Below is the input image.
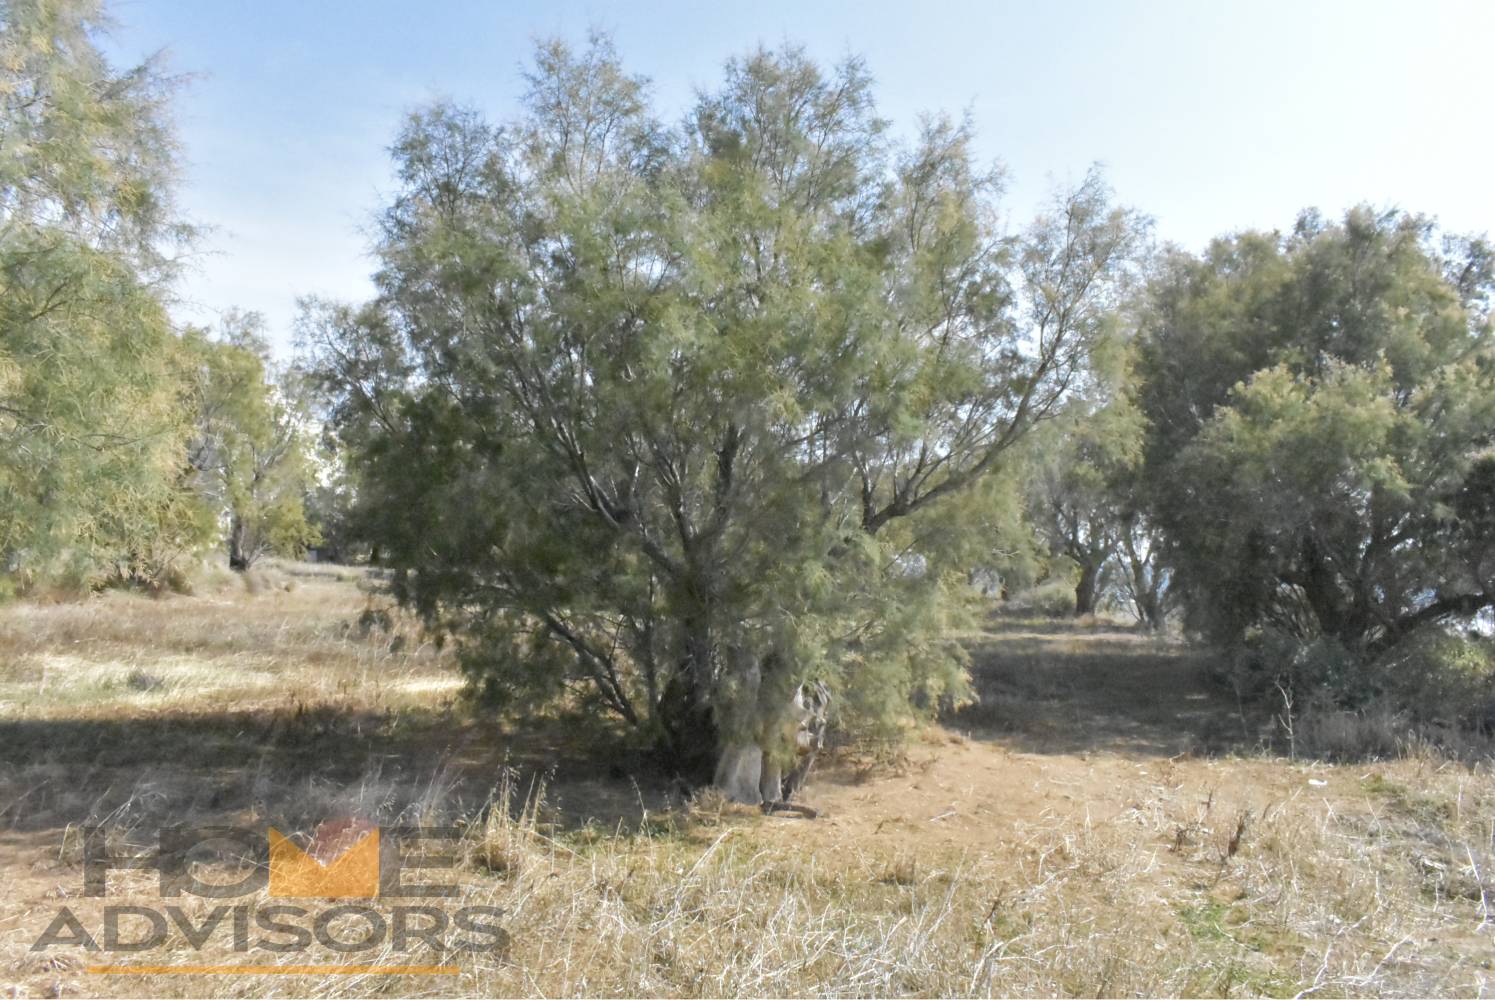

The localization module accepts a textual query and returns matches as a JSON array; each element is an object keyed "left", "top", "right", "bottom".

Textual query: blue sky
[{"left": 103, "top": 0, "right": 1495, "bottom": 354}]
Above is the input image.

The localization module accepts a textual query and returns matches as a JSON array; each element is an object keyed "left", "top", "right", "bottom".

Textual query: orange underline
[{"left": 87, "top": 964, "right": 459, "bottom": 976}]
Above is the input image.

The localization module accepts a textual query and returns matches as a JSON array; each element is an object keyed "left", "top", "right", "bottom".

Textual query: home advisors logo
[{"left": 32, "top": 821, "right": 507, "bottom": 976}]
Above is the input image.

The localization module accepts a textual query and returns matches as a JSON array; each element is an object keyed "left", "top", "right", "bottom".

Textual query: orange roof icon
[{"left": 268, "top": 826, "right": 380, "bottom": 898}]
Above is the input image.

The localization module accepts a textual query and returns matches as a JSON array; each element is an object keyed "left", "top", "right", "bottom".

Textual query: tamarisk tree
[
  {"left": 1137, "top": 209, "right": 1495, "bottom": 658},
  {"left": 305, "top": 37, "right": 1143, "bottom": 800},
  {"left": 184, "top": 313, "right": 319, "bottom": 571},
  {"left": 0, "top": 0, "right": 202, "bottom": 590}
]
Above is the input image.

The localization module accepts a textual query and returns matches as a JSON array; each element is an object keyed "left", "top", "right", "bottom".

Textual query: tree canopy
[
  {"left": 0, "top": 0, "right": 201, "bottom": 590},
  {"left": 8, "top": 0, "right": 1492, "bottom": 776},
  {"left": 306, "top": 37, "right": 1145, "bottom": 797},
  {"left": 1, "top": 0, "right": 318, "bottom": 591},
  {"left": 184, "top": 313, "right": 320, "bottom": 571},
  {"left": 1136, "top": 209, "right": 1495, "bottom": 665}
]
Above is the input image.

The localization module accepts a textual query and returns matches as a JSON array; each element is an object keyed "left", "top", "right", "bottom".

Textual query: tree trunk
[
  {"left": 1137, "top": 590, "right": 1165, "bottom": 631},
  {"left": 1298, "top": 537, "right": 1358, "bottom": 642},
  {"left": 1074, "top": 559, "right": 1102, "bottom": 617},
  {"left": 656, "top": 668, "right": 719, "bottom": 788},
  {"left": 654, "top": 622, "right": 831, "bottom": 806},
  {"left": 227, "top": 514, "right": 250, "bottom": 572},
  {"left": 758, "top": 756, "right": 785, "bottom": 805},
  {"left": 1119, "top": 518, "right": 1168, "bottom": 631},
  {"left": 711, "top": 666, "right": 830, "bottom": 807},
  {"left": 654, "top": 612, "right": 722, "bottom": 787},
  {"left": 713, "top": 742, "right": 764, "bottom": 803},
  {"left": 707, "top": 644, "right": 764, "bottom": 803}
]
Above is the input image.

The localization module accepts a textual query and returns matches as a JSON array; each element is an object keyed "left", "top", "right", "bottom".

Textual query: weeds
[{"left": 1, "top": 568, "right": 1493, "bottom": 996}]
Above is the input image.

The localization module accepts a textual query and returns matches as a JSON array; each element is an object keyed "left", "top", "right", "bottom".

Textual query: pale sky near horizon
[{"left": 101, "top": 0, "right": 1495, "bottom": 355}]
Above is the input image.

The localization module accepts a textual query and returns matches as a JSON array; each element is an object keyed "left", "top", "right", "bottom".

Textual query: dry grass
[
  {"left": 0, "top": 561, "right": 443, "bottom": 721},
  {"left": 1, "top": 569, "right": 1493, "bottom": 997}
]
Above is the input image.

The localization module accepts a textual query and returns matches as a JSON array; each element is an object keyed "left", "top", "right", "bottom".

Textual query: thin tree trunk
[
  {"left": 1120, "top": 519, "right": 1168, "bottom": 631},
  {"left": 709, "top": 644, "right": 764, "bottom": 804},
  {"left": 227, "top": 514, "right": 250, "bottom": 572}
]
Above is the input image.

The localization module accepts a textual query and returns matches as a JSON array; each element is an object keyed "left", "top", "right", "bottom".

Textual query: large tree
[
  {"left": 1137, "top": 209, "right": 1495, "bottom": 661},
  {"left": 0, "top": 0, "right": 200, "bottom": 591},
  {"left": 185, "top": 314, "right": 319, "bottom": 571},
  {"left": 1026, "top": 358, "right": 1173, "bottom": 627},
  {"left": 1027, "top": 390, "right": 1136, "bottom": 618},
  {"left": 307, "top": 38, "right": 1143, "bottom": 800}
]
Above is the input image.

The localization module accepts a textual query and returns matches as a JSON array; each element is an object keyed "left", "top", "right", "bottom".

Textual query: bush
[
  {"left": 1378, "top": 630, "right": 1495, "bottom": 733},
  {"left": 1224, "top": 626, "right": 1495, "bottom": 756},
  {"left": 1295, "top": 705, "right": 1407, "bottom": 760},
  {"left": 1006, "top": 579, "right": 1078, "bottom": 618},
  {"left": 1224, "top": 631, "right": 1366, "bottom": 705}
]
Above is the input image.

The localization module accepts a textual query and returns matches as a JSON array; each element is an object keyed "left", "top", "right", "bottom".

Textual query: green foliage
[
  {"left": 1377, "top": 630, "right": 1495, "bottom": 733},
  {"left": 300, "top": 443, "right": 362, "bottom": 564},
  {"left": 0, "top": 0, "right": 207, "bottom": 592},
  {"left": 1227, "top": 626, "right": 1495, "bottom": 745},
  {"left": 307, "top": 37, "right": 1143, "bottom": 779},
  {"left": 1227, "top": 630, "right": 1362, "bottom": 704},
  {"left": 185, "top": 314, "right": 320, "bottom": 571},
  {"left": 1137, "top": 208, "right": 1495, "bottom": 712},
  {"left": 0, "top": 0, "right": 189, "bottom": 264},
  {"left": 1008, "top": 578, "right": 1080, "bottom": 618},
  {"left": 1025, "top": 386, "right": 1142, "bottom": 616},
  {"left": 1023, "top": 340, "right": 1174, "bottom": 626}
]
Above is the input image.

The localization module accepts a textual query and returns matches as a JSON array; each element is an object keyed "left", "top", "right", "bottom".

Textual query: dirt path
[{"left": 778, "top": 622, "right": 1298, "bottom": 851}]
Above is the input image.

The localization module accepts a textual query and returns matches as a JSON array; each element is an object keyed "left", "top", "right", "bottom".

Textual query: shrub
[
  {"left": 1378, "top": 630, "right": 1495, "bottom": 733},
  {"left": 1225, "top": 626, "right": 1495, "bottom": 756},
  {"left": 1295, "top": 705, "right": 1406, "bottom": 760},
  {"left": 1008, "top": 579, "right": 1079, "bottom": 618}
]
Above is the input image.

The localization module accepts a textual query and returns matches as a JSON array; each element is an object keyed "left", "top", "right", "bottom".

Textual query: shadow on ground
[
  {"left": 945, "top": 618, "right": 1262, "bottom": 758},
  {"left": 0, "top": 703, "right": 684, "bottom": 839}
]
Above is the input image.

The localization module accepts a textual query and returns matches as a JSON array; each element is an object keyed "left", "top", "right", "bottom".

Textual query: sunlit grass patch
[{"left": 0, "top": 652, "right": 281, "bottom": 715}]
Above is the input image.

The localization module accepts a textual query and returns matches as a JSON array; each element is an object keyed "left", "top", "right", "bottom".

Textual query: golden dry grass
[{"left": 1, "top": 567, "right": 1492, "bottom": 997}]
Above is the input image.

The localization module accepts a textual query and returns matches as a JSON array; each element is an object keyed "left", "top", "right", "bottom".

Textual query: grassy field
[{"left": 1, "top": 563, "right": 1492, "bottom": 997}]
